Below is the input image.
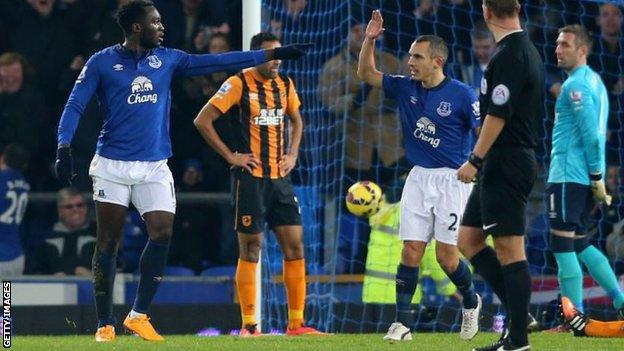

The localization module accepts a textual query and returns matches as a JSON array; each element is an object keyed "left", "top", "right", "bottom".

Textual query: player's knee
[
  {"left": 457, "top": 227, "right": 486, "bottom": 260},
  {"left": 96, "top": 236, "right": 121, "bottom": 254},
  {"left": 435, "top": 252, "right": 458, "bottom": 273},
  {"left": 239, "top": 239, "right": 262, "bottom": 262},
  {"left": 282, "top": 242, "right": 304, "bottom": 260},
  {"left": 401, "top": 242, "right": 424, "bottom": 266},
  {"left": 147, "top": 223, "right": 173, "bottom": 243},
  {"left": 494, "top": 240, "right": 525, "bottom": 265}
]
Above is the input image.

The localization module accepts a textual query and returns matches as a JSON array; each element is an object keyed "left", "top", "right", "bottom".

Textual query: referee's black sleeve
[{"left": 485, "top": 56, "right": 524, "bottom": 121}]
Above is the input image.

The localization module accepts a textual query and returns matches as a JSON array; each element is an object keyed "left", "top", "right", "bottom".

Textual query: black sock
[
  {"left": 470, "top": 247, "right": 507, "bottom": 309},
  {"left": 92, "top": 249, "right": 117, "bottom": 327},
  {"left": 395, "top": 264, "right": 419, "bottom": 327},
  {"left": 502, "top": 261, "right": 531, "bottom": 346},
  {"left": 447, "top": 259, "right": 478, "bottom": 309},
  {"left": 132, "top": 240, "right": 170, "bottom": 313}
]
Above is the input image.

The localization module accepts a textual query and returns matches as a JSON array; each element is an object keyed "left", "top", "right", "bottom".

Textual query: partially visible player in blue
[
  {"left": 548, "top": 24, "right": 624, "bottom": 319},
  {"left": 358, "top": 10, "right": 481, "bottom": 342},
  {"left": 0, "top": 144, "right": 30, "bottom": 278},
  {"left": 54, "top": 0, "right": 310, "bottom": 342}
]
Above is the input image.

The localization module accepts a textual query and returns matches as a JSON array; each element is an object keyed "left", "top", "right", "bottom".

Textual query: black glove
[
  {"left": 55, "top": 146, "right": 75, "bottom": 186},
  {"left": 272, "top": 43, "right": 313, "bottom": 60}
]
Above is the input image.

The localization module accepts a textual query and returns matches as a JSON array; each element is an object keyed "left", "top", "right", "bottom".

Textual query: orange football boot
[
  {"left": 95, "top": 325, "right": 115, "bottom": 342},
  {"left": 123, "top": 314, "right": 164, "bottom": 341}
]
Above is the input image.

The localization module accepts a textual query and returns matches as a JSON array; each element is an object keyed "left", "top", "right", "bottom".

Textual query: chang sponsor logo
[
  {"left": 414, "top": 117, "right": 440, "bottom": 148},
  {"left": 127, "top": 76, "right": 157, "bottom": 104}
]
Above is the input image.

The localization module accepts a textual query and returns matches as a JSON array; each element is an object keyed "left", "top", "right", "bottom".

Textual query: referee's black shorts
[
  {"left": 461, "top": 147, "right": 537, "bottom": 237},
  {"left": 231, "top": 168, "right": 301, "bottom": 234}
]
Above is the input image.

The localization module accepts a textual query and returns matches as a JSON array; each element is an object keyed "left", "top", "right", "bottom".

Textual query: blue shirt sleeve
[
  {"left": 463, "top": 86, "right": 481, "bottom": 129},
  {"left": 568, "top": 81, "right": 602, "bottom": 174},
  {"left": 57, "top": 54, "right": 101, "bottom": 146},
  {"left": 173, "top": 49, "right": 267, "bottom": 77},
  {"left": 382, "top": 74, "right": 407, "bottom": 99}
]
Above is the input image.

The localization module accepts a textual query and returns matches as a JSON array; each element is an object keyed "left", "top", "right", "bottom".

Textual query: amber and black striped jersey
[{"left": 209, "top": 68, "right": 301, "bottom": 179}]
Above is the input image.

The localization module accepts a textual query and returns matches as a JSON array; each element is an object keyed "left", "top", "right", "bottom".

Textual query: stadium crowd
[{"left": 1, "top": 0, "right": 624, "bottom": 278}]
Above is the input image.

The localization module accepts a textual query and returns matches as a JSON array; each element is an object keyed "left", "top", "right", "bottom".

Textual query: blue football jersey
[
  {"left": 0, "top": 169, "right": 29, "bottom": 261},
  {"left": 548, "top": 65, "right": 608, "bottom": 185},
  {"left": 382, "top": 75, "right": 480, "bottom": 169},
  {"left": 58, "top": 45, "right": 267, "bottom": 161}
]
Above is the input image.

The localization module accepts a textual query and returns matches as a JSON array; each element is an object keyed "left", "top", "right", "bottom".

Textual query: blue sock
[
  {"left": 92, "top": 249, "right": 117, "bottom": 328},
  {"left": 447, "top": 260, "right": 478, "bottom": 309},
  {"left": 553, "top": 251, "right": 584, "bottom": 312},
  {"left": 132, "top": 240, "right": 170, "bottom": 314},
  {"left": 578, "top": 245, "right": 624, "bottom": 309},
  {"left": 395, "top": 264, "right": 419, "bottom": 327}
]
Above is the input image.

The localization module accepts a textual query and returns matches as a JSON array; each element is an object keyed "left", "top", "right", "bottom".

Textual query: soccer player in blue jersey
[
  {"left": 357, "top": 10, "right": 481, "bottom": 342},
  {"left": 54, "top": 0, "right": 310, "bottom": 342},
  {"left": 0, "top": 144, "right": 29, "bottom": 278},
  {"left": 548, "top": 24, "right": 624, "bottom": 319}
]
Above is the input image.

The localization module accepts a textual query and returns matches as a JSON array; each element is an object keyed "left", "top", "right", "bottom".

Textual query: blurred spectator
[
  {"left": 456, "top": 21, "right": 495, "bottom": 94},
  {"left": 169, "top": 160, "right": 211, "bottom": 272},
  {"left": 29, "top": 188, "right": 95, "bottom": 276},
  {"left": 589, "top": 3, "right": 624, "bottom": 95},
  {"left": 172, "top": 33, "right": 234, "bottom": 189},
  {"left": 179, "top": 159, "right": 206, "bottom": 192},
  {"left": 0, "top": 144, "right": 30, "bottom": 278},
  {"left": 319, "top": 22, "right": 406, "bottom": 190},
  {"left": 0, "top": 52, "right": 47, "bottom": 187},
  {"left": 9, "top": 0, "right": 80, "bottom": 108},
  {"left": 121, "top": 209, "right": 148, "bottom": 273},
  {"left": 86, "top": 0, "right": 126, "bottom": 54}
]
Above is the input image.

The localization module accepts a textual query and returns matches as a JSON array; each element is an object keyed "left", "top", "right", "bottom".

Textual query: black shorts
[
  {"left": 461, "top": 147, "right": 537, "bottom": 237},
  {"left": 231, "top": 168, "right": 301, "bottom": 234},
  {"left": 546, "top": 182, "right": 593, "bottom": 235}
]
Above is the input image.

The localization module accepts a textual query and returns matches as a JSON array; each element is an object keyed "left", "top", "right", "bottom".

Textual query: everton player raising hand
[
  {"left": 55, "top": 0, "right": 310, "bottom": 342},
  {"left": 357, "top": 10, "right": 482, "bottom": 342}
]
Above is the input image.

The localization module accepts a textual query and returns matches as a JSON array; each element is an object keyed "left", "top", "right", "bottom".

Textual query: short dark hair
[
  {"left": 559, "top": 25, "right": 593, "bottom": 53},
  {"left": 250, "top": 32, "right": 280, "bottom": 51},
  {"left": 2, "top": 144, "right": 28, "bottom": 172},
  {"left": 484, "top": 0, "right": 520, "bottom": 19},
  {"left": 116, "top": 0, "right": 155, "bottom": 35},
  {"left": 415, "top": 35, "right": 449, "bottom": 64}
]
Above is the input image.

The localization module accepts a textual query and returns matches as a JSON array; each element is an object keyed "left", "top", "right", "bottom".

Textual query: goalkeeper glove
[
  {"left": 272, "top": 43, "right": 313, "bottom": 60},
  {"left": 590, "top": 173, "right": 612, "bottom": 206},
  {"left": 55, "top": 146, "right": 75, "bottom": 186}
]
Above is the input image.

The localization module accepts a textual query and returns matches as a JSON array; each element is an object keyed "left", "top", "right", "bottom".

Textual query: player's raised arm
[
  {"left": 357, "top": 10, "right": 384, "bottom": 87},
  {"left": 175, "top": 43, "right": 312, "bottom": 77},
  {"left": 55, "top": 54, "right": 101, "bottom": 185}
]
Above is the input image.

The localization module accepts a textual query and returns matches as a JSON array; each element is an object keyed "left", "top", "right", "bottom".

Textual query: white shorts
[
  {"left": 399, "top": 166, "right": 473, "bottom": 245},
  {"left": 89, "top": 155, "right": 176, "bottom": 215}
]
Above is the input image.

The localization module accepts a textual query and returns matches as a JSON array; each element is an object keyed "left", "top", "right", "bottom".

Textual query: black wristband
[
  {"left": 590, "top": 173, "right": 602, "bottom": 181},
  {"left": 468, "top": 153, "right": 483, "bottom": 170}
]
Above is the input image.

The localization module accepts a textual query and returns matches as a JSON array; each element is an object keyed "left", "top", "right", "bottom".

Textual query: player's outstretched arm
[
  {"left": 194, "top": 103, "right": 258, "bottom": 173},
  {"left": 176, "top": 43, "right": 312, "bottom": 77},
  {"left": 357, "top": 10, "right": 384, "bottom": 87}
]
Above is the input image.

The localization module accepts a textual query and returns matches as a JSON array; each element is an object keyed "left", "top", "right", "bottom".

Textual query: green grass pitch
[{"left": 11, "top": 332, "right": 624, "bottom": 350}]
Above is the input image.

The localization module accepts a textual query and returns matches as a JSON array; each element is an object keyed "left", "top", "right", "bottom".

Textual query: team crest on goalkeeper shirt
[{"left": 128, "top": 76, "right": 157, "bottom": 104}]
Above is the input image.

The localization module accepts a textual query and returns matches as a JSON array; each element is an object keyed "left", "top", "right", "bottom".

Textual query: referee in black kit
[{"left": 456, "top": 0, "right": 544, "bottom": 350}]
